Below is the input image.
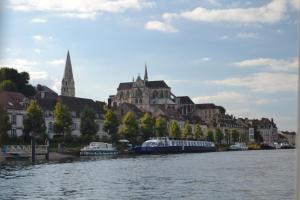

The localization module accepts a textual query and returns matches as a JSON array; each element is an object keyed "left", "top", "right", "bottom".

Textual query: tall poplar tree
[
  {"left": 154, "top": 116, "right": 167, "bottom": 137},
  {"left": 54, "top": 102, "right": 72, "bottom": 142},
  {"left": 140, "top": 113, "right": 154, "bottom": 141},
  {"left": 169, "top": 120, "right": 181, "bottom": 139},
  {"left": 23, "top": 100, "right": 46, "bottom": 141},
  {"left": 194, "top": 123, "right": 203, "bottom": 140},
  {"left": 119, "top": 112, "right": 139, "bottom": 145},
  {"left": 80, "top": 106, "right": 99, "bottom": 136},
  {"left": 103, "top": 109, "right": 119, "bottom": 143},
  {"left": 183, "top": 121, "right": 192, "bottom": 139}
]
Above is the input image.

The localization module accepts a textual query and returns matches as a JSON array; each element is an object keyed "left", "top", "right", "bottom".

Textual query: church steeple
[
  {"left": 61, "top": 50, "right": 75, "bottom": 97},
  {"left": 144, "top": 63, "right": 148, "bottom": 81}
]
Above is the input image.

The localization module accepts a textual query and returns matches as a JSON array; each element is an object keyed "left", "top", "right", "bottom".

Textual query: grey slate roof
[
  {"left": 176, "top": 96, "right": 194, "bottom": 104},
  {"left": 118, "top": 80, "right": 170, "bottom": 90}
]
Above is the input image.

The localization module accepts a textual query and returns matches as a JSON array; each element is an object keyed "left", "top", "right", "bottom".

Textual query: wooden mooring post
[{"left": 31, "top": 137, "right": 35, "bottom": 164}]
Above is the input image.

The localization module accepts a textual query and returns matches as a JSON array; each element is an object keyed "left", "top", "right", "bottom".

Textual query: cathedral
[{"left": 109, "top": 65, "right": 178, "bottom": 112}]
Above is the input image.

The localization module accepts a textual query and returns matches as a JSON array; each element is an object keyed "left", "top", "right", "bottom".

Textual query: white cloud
[
  {"left": 192, "top": 91, "right": 277, "bottom": 116},
  {"left": 0, "top": 58, "right": 48, "bottom": 80},
  {"left": 33, "top": 35, "right": 43, "bottom": 40},
  {"left": 179, "top": 0, "right": 287, "bottom": 24},
  {"left": 255, "top": 99, "right": 276, "bottom": 105},
  {"left": 9, "top": 0, "right": 155, "bottom": 19},
  {"left": 192, "top": 57, "right": 212, "bottom": 64},
  {"left": 236, "top": 32, "right": 260, "bottom": 39},
  {"left": 289, "top": 0, "right": 299, "bottom": 10},
  {"left": 145, "top": 21, "right": 178, "bottom": 33},
  {"left": 60, "top": 12, "right": 97, "bottom": 20},
  {"left": 34, "top": 49, "right": 41, "bottom": 53},
  {"left": 48, "top": 59, "right": 65, "bottom": 65},
  {"left": 31, "top": 18, "right": 47, "bottom": 23},
  {"left": 210, "top": 72, "right": 297, "bottom": 93},
  {"left": 219, "top": 35, "right": 229, "bottom": 40},
  {"left": 51, "top": 79, "right": 61, "bottom": 93},
  {"left": 206, "top": 0, "right": 220, "bottom": 6},
  {"left": 234, "top": 57, "right": 298, "bottom": 72},
  {"left": 193, "top": 91, "right": 248, "bottom": 104}
]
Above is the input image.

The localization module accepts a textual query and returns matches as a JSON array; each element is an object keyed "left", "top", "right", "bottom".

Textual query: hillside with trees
[{"left": 0, "top": 67, "right": 36, "bottom": 97}]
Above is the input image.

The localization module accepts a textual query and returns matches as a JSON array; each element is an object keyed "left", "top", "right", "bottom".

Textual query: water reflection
[{"left": 0, "top": 150, "right": 296, "bottom": 200}]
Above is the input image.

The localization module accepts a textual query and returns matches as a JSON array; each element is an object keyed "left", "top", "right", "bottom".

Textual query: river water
[{"left": 0, "top": 149, "right": 296, "bottom": 200}]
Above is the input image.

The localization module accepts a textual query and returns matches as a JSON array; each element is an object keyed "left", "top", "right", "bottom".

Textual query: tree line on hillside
[
  {"left": 103, "top": 110, "right": 249, "bottom": 146},
  {"left": 0, "top": 68, "right": 36, "bottom": 97}
]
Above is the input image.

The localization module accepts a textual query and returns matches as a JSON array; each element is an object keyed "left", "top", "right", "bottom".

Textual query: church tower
[
  {"left": 61, "top": 51, "right": 75, "bottom": 97},
  {"left": 144, "top": 64, "right": 148, "bottom": 81}
]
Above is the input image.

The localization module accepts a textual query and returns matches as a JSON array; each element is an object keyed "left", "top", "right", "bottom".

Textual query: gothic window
[
  {"left": 135, "top": 98, "right": 139, "bottom": 104},
  {"left": 126, "top": 91, "right": 130, "bottom": 97},
  {"left": 139, "top": 98, "right": 142, "bottom": 104},
  {"left": 152, "top": 90, "right": 158, "bottom": 98},
  {"left": 159, "top": 90, "right": 163, "bottom": 98},
  {"left": 164, "top": 90, "right": 168, "bottom": 98},
  {"left": 136, "top": 88, "right": 142, "bottom": 97},
  {"left": 119, "top": 91, "right": 124, "bottom": 99}
]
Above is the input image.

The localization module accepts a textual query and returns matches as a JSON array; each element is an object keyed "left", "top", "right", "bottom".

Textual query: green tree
[
  {"left": 206, "top": 128, "right": 214, "bottom": 142},
  {"left": 53, "top": 102, "right": 72, "bottom": 142},
  {"left": 154, "top": 116, "right": 168, "bottom": 137},
  {"left": 119, "top": 112, "right": 139, "bottom": 145},
  {"left": 169, "top": 120, "right": 181, "bottom": 139},
  {"left": 103, "top": 109, "right": 119, "bottom": 144},
  {"left": 194, "top": 123, "right": 203, "bottom": 140},
  {"left": 254, "top": 129, "right": 263, "bottom": 143},
  {"left": 0, "top": 105, "right": 11, "bottom": 146},
  {"left": 0, "top": 80, "right": 17, "bottom": 92},
  {"left": 240, "top": 132, "right": 247, "bottom": 143},
  {"left": 80, "top": 106, "right": 99, "bottom": 136},
  {"left": 140, "top": 113, "right": 154, "bottom": 141},
  {"left": 182, "top": 121, "right": 192, "bottom": 139},
  {"left": 0, "top": 68, "right": 36, "bottom": 96},
  {"left": 215, "top": 128, "right": 224, "bottom": 144},
  {"left": 231, "top": 129, "right": 240, "bottom": 143},
  {"left": 23, "top": 101, "right": 46, "bottom": 140}
]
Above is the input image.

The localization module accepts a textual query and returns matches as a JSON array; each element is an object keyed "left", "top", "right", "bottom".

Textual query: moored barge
[{"left": 135, "top": 137, "right": 216, "bottom": 154}]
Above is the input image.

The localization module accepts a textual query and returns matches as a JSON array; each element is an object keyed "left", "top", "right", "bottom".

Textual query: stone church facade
[{"left": 109, "top": 66, "right": 177, "bottom": 112}]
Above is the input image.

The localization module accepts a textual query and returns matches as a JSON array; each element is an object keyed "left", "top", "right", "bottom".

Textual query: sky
[{"left": 0, "top": 0, "right": 298, "bottom": 131}]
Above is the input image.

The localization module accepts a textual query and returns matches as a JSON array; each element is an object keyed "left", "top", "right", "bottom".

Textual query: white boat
[
  {"left": 229, "top": 143, "right": 248, "bottom": 151},
  {"left": 80, "top": 142, "right": 118, "bottom": 156}
]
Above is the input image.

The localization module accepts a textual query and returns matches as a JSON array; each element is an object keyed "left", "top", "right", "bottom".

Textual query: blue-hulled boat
[{"left": 135, "top": 137, "right": 216, "bottom": 154}]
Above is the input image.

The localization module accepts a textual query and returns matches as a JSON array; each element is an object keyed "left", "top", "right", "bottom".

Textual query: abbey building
[{"left": 109, "top": 65, "right": 177, "bottom": 112}]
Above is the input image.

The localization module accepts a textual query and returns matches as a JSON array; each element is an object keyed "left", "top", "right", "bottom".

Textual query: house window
[
  {"left": 48, "top": 122, "right": 53, "bottom": 132},
  {"left": 72, "top": 123, "right": 77, "bottom": 130},
  {"left": 12, "top": 115, "right": 16, "bottom": 125},
  {"left": 11, "top": 129, "right": 17, "bottom": 137}
]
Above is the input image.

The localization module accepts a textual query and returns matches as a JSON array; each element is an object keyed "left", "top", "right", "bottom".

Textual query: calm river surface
[{"left": 0, "top": 149, "right": 296, "bottom": 200}]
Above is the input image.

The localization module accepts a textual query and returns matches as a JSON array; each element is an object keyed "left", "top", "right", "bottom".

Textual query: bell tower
[{"left": 61, "top": 50, "right": 75, "bottom": 97}]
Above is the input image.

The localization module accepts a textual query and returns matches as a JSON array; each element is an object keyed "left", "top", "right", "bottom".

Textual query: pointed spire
[
  {"left": 132, "top": 75, "right": 135, "bottom": 82},
  {"left": 61, "top": 50, "right": 75, "bottom": 97},
  {"left": 136, "top": 73, "right": 142, "bottom": 81},
  {"left": 63, "top": 50, "right": 74, "bottom": 79},
  {"left": 144, "top": 63, "right": 148, "bottom": 81}
]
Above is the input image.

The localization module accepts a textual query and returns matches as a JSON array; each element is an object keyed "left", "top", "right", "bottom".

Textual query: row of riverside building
[{"left": 0, "top": 51, "right": 287, "bottom": 145}]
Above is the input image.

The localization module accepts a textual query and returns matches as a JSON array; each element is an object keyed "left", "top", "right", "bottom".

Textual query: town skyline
[{"left": 0, "top": 0, "right": 298, "bottom": 131}]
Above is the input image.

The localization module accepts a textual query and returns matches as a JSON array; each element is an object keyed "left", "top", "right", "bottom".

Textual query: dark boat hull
[{"left": 134, "top": 146, "right": 216, "bottom": 154}]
